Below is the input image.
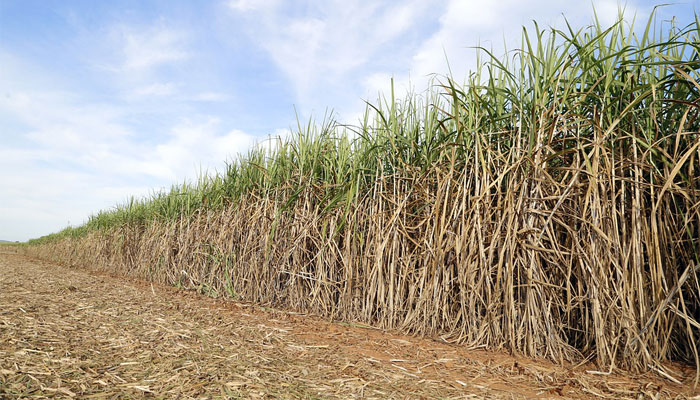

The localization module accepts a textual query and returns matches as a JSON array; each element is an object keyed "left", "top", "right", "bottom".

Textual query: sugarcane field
[{"left": 1, "top": 2, "right": 700, "bottom": 399}]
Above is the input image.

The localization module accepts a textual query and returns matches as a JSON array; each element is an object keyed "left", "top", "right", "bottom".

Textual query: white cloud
[
  {"left": 118, "top": 24, "right": 189, "bottom": 72},
  {"left": 153, "top": 119, "right": 257, "bottom": 181},
  {"left": 228, "top": 0, "right": 280, "bottom": 13},
  {"left": 91, "top": 22, "right": 191, "bottom": 102},
  {"left": 2, "top": 87, "right": 254, "bottom": 183},
  {"left": 132, "top": 82, "right": 178, "bottom": 97},
  {"left": 227, "top": 0, "right": 280, "bottom": 13},
  {"left": 191, "top": 92, "right": 230, "bottom": 102},
  {"left": 2, "top": 90, "right": 132, "bottom": 149},
  {"left": 227, "top": 0, "right": 432, "bottom": 116},
  {"left": 376, "top": 2, "right": 419, "bottom": 39}
]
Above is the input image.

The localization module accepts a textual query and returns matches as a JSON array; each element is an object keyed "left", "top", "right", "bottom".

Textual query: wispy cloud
[
  {"left": 116, "top": 24, "right": 190, "bottom": 72},
  {"left": 226, "top": 0, "right": 434, "bottom": 117},
  {"left": 87, "top": 22, "right": 193, "bottom": 102},
  {"left": 190, "top": 92, "right": 231, "bottom": 102},
  {"left": 228, "top": 0, "right": 280, "bottom": 13},
  {"left": 131, "top": 82, "right": 179, "bottom": 97}
]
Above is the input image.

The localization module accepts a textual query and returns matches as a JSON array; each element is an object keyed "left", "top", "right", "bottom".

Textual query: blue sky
[{"left": 1, "top": 0, "right": 698, "bottom": 241}]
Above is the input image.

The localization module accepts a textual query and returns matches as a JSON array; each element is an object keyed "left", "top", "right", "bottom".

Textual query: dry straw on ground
[{"left": 2, "top": 251, "right": 698, "bottom": 399}]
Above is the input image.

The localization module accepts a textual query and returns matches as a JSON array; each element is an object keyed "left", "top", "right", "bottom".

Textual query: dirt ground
[{"left": 1, "top": 250, "right": 698, "bottom": 399}]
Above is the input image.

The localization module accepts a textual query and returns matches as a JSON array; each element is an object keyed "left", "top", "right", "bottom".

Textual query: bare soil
[{"left": 0, "top": 250, "right": 697, "bottom": 399}]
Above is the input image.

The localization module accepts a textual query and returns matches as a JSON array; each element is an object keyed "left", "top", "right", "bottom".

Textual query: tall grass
[{"left": 28, "top": 9, "right": 700, "bottom": 378}]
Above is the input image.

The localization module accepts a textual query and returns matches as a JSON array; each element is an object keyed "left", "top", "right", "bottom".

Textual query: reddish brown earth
[{"left": 1, "top": 249, "right": 698, "bottom": 399}]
